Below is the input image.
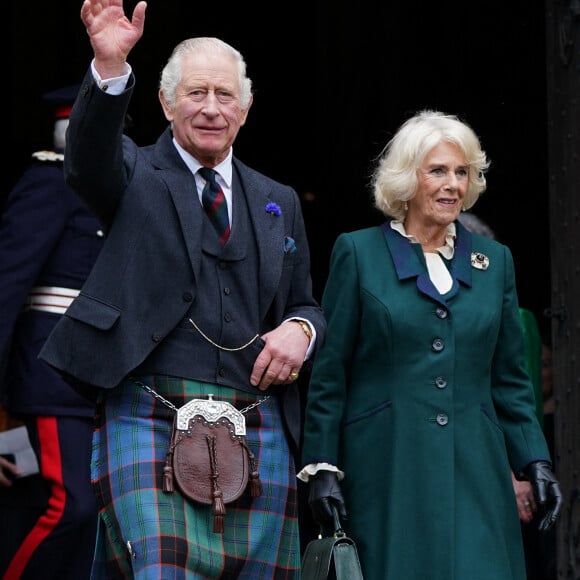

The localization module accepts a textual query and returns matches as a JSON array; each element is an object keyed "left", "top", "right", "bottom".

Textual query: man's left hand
[{"left": 250, "top": 322, "right": 309, "bottom": 390}]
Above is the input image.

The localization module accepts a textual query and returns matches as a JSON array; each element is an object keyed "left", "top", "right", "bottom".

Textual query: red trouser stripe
[{"left": 4, "top": 417, "right": 66, "bottom": 579}]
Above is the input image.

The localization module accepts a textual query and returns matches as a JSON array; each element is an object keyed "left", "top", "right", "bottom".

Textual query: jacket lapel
[
  {"left": 153, "top": 129, "right": 204, "bottom": 282},
  {"left": 235, "top": 160, "right": 285, "bottom": 316},
  {"left": 381, "top": 220, "right": 473, "bottom": 306},
  {"left": 450, "top": 220, "right": 473, "bottom": 288}
]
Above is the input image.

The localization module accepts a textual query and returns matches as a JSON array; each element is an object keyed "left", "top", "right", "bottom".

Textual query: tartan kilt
[{"left": 90, "top": 376, "right": 300, "bottom": 579}]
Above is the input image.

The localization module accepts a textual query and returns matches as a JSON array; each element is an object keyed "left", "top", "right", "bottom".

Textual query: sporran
[{"left": 130, "top": 378, "right": 264, "bottom": 533}]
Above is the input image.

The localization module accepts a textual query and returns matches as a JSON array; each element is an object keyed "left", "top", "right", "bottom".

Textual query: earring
[{"left": 403, "top": 202, "right": 408, "bottom": 211}]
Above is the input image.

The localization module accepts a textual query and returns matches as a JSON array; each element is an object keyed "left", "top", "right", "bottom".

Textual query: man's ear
[
  {"left": 239, "top": 94, "right": 253, "bottom": 126},
  {"left": 158, "top": 89, "right": 174, "bottom": 122}
]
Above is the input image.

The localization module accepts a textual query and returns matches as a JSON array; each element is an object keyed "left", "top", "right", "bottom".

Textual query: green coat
[
  {"left": 519, "top": 307, "right": 544, "bottom": 429},
  {"left": 301, "top": 221, "right": 551, "bottom": 580}
]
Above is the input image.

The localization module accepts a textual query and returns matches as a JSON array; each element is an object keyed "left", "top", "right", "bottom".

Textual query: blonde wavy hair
[{"left": 371, "top": 110, "right": 490, "bottom": 221}]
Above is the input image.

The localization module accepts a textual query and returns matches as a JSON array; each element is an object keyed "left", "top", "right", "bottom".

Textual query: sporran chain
[
  {"left": 188, "top": 318, "right": 260, "bottom": 352},
  {"left": 129, "top": 376, "right": 269, "bottom": 414}
]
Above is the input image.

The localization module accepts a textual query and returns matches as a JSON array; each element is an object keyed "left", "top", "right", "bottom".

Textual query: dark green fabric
[
  {"left": 302, "top": 224, "right": 551, "bottom": 580},
  {"left": 519, "top": 307, "right": 544, "bottom": 429}
]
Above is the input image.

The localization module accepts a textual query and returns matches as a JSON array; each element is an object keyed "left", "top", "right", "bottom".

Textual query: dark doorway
[{"left": 8, "top": 1, "right": 550, "bottom": 320}]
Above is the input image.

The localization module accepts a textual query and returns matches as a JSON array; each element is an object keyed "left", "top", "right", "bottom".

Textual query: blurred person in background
[{"left": 0, "top": 85, "right": 103, "bottom": 579}]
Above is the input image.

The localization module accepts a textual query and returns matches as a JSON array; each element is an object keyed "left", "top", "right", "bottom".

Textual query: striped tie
[{"left": 199, "top": 167, "right": 230, "bottom": 245}]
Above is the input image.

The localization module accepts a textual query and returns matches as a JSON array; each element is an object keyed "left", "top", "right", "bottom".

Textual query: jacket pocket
[{"left": 65, "top": 293, "right": 121, "bottom": 330}]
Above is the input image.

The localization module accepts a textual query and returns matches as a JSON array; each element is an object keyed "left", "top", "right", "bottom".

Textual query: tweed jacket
[{"left": 39, "top": 69, "right": 325, "bottom": 448}]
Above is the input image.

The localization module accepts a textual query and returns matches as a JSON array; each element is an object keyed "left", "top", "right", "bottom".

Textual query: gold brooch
[{"left": 471, "top": 252, "right": 489, "bottom": 270}]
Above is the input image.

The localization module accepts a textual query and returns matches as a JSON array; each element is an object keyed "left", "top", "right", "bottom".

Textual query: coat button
[
  {"left": 435, "top": 307, "right": 448, "bottom": 319},
  {"left": 431, "top": 338, "right": 444, "bottom": 352},
  {"left": 435, "top": 376, "right": 447, "bottom": 389},
  {"left": 218, "top": 368, "right": 226, "bottom": 377},
  {"left": 224, "top": 287, "right": 231, "bottom": 295},
  {"left": 436, "top": 413, "right": 448, "bottom": 426},
  {"left": 224, "top": 313, "right": 232, "bottom": 322},
  {"left": 152, "top": 334, "right": 163, "bottom": 342},
  {"left": 183, "top": 292, "right": 193, "bottom": 302}
]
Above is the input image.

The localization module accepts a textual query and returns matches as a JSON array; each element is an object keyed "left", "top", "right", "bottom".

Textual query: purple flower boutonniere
[{"left": 265, "top": 202, "right": 281, "bottom": 216}]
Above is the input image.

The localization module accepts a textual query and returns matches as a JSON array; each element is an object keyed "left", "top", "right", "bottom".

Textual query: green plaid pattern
[{"left": 90, "top": 376, "right": 299, "bottom": 579}]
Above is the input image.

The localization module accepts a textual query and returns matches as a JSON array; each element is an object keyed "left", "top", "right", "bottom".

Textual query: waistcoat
[{"left": 134, "top": 171, "right": 265, "bottom": 395}]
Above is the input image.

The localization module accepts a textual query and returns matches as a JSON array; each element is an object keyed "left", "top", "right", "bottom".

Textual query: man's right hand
[
  {"left": 80, "top": 0, "right": 147, "bottom": 79},
  {"left": 308, "top": 470, "right": 347, "bottom": 529}
]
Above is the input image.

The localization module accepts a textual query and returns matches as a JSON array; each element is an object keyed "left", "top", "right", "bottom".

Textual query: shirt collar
[
  {"left": 172, "top": 139, "right": 233, "bottom": 189},
  {"left": 390, "top": 220, "right": 456, "bottom": 259}
]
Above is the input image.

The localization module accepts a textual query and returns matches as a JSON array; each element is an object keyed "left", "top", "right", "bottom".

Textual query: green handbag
[{"left": 301, "top": 506, "right": 364, "bottom": 580}]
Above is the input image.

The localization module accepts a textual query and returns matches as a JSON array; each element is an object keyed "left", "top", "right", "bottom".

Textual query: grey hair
[
  {"left": 371, "top": 110, "right": 490, "bottom": 221},
  {"left": 159, "top": 37, "right": 253, "bottom": 110}
]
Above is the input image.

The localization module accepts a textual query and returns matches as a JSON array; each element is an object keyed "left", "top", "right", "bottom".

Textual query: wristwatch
[{"left": 294, "top": 320, "right": 313, "bottom": 341}]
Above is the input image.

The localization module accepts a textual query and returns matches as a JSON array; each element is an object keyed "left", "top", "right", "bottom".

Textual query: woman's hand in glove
[
  {"left": 523, "top": 460, "right": 563, "bottom": 532},
  {"left": 308, "top": 470, "right": 347, "bottom": 529}
]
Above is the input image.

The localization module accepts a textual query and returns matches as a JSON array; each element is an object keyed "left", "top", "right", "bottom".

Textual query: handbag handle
[{"left": 330, "top": 505, "right": 347, "bottom": 539}]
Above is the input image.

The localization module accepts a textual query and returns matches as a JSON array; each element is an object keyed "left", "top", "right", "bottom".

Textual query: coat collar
[{"left": 381, "top": 219, "right": 473, "bottom": 305}]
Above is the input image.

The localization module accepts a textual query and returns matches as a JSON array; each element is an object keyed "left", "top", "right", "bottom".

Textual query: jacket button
[
  {"left": 224, "top": 313, "right": 232, "bottom": 322},
  {"left": 218, "top": 368, "right": 226, "bottom": 377},
  {"left": 152, "top": 334, "right": 163, "bottom": 343},
  {"left": 183, "top": 292, "right": 193, "bottom": 302},
  {"left": 436, "top": 413, "right": 448, "bottom": 426},
  {"left": 431, "top": 338, "right": 444, "bottom": 352},
  {"left": 435, "top": 376, "right": 447, "bottom": 389},
  {"left": 435, "top": 307, "right": 448, "bottom": 319}
]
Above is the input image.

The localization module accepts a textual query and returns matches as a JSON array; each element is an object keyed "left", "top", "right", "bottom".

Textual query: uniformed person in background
[{"left": 0, "top": 85, "right": 103, "bottom": 579}]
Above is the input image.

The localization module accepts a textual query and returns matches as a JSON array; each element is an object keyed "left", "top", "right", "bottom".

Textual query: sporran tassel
[
  {"left": 213, "top": 513, "right": 225, "bottom": 534},
  {"left": 212, "top": 488, "right": 226, "bottom": 533},
  {"left": 207, "top": 434, "right": 227, "bottom": 533},
  {"left": 242, "top": 440, "right": 263, "bottom": 497},
  {"left": 163, "top": 451, "right": 175, "bottom": 493}
]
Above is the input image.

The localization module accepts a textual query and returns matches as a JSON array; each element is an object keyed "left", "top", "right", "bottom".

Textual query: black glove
[
  {"left": 523, "top": 460, "right": 563, "bottom": 532},
  {"left": 308, "top": 470, "right": 347, "bottom": 531}
]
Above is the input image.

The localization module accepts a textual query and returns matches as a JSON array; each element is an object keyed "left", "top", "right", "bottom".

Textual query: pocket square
[{"left": 284, "top": 236, "right": 297, "bottom": 254}]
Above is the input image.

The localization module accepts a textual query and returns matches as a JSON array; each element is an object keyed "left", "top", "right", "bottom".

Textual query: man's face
[{"left": 160, "top": 51, "right": 252, "bottom": 167}]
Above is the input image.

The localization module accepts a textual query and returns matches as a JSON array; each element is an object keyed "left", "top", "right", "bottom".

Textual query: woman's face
[{"left": 408, "top": 141, "right": 469, "bottom": 227}]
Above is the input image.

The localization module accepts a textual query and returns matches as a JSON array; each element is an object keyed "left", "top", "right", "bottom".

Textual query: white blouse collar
[{"left": 390, "top": 220, "right": 456, "bottom": 260}]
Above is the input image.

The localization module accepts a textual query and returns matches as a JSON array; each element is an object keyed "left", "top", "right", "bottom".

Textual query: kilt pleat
[{"left": 90, "top": 376, "right": 300, "bottom": 579}]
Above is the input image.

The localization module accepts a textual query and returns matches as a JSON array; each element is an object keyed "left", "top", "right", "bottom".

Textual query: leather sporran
[{"left": 163, "top": 394, "right": 262, "bottom": 533}]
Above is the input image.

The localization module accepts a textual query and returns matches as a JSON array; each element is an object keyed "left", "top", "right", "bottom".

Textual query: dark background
[{"left": 7, "top": 0, "right": 551, "bottom": 332}]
